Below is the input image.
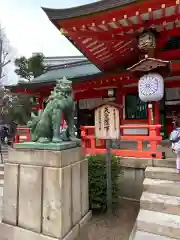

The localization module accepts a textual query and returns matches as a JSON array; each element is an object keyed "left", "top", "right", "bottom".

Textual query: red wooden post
[
  {"left": 154, "top": 102, "right": 161, "bottom": 142},
  {"left": 149, "top": 125, "right": 158, "bottom": 153},
  {"left": 116, "top": 86, "right": 123, "bottom": 136},
  {"left": 115, "top": 86, "right": 123, "bottom": 121},
  {"left": 148, "top": 103, "right": 153, "bottom": 125}
]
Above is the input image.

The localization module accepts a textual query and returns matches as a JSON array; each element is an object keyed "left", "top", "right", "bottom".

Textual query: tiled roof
[
  {"left": 32, "top": 61, "right": 101, "bottom": 83},
  {"left": 42, "top": 0, "right": 137, "bottom": 20},
  {"left": 6, "top": 61, "right": 102, "bottom": 90}
]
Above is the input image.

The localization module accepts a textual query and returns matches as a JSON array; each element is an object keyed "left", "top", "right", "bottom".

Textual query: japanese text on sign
[{"left": 95, "top": 104, "right": 120, "bottom": 139}]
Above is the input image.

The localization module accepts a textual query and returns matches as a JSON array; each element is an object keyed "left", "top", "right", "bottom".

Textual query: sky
[{"left": 0, "top": 0, "right": 96, "bottom": 83}]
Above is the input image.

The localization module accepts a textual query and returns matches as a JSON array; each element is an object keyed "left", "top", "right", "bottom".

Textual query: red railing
[
  {"left": 15, "top": 127, "right": 31, "bottom": 143},
  {"left": 15, "top": 120, "right": 67, "bottom": 144},
  {"left": 81, "top": 124, "right": 162, "bottom": 159},
  {"left": 15, "top": 124, "right": 162, "bottom": 159}
]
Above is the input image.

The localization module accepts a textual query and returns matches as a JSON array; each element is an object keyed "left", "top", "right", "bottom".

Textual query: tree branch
[
  {"left": 1, "top": 60, "right": 11, "bottom": 68},
  {"left": 1, "top": 73, "right": 5, "bottom": 79},
  {"left": 0, "top": 25, "right": 13, "bottom": 82}
]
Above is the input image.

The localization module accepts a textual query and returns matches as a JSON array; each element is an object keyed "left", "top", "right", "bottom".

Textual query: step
[
  {"left": 0, "top": 187, "right": 3, "bottom": 197},
  {"left": 145, "top": 167, "right": 180, "bottom": 181},
  {"left": 141, "top": 192, "right": 180, "bottom": 216},
  {"left": 137, "top": 209, "right": 180, "bottom": 239},
  {"left": 0, "top": 171, "right": 4, "bottom": 180},
  {"left": 0, "top": 171, "right": 4, "bottom": 179},
  {"left": 0, "top": 164, "right": 4, "bottom": 171},
  {"left": 143, "top": 178, "right": 180, "bottom": 197},
  {"left": 134, "top": 231, "right": 178, "bottom": 240},
  {"left": 153, "top": 158, "right": 176, "bottom": 169},
  {"left": 0, "top": 179, "right": 4, "bottom": 187}
]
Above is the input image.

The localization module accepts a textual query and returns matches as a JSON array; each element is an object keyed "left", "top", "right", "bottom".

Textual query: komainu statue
[{"left": 27, "top": 77, "right": 77, "bottom": 143}]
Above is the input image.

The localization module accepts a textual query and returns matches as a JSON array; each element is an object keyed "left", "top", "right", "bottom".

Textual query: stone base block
[
  {"left": 2, "top": 147, "right": 89, "bottom": 240},
  {"left": 0, "top": 211, "right": 92, "bottom": 240}
]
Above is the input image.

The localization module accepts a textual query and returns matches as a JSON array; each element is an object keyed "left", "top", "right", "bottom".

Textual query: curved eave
[
  {"left": 5, "top": 72, "right": 104, "bottom": 92},
  {"left": 42, "top": 0, "right": 137, "bottom": 21}
]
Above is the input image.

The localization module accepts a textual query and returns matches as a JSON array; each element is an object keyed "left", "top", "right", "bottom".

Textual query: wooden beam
[
  {"left": 148, "top": 8, "right": 153, "bottom": 21},
  {"left": 175, "top": 0, "right": 180, "bottom": 14},
  {"left": 68, "top": 33, "right": 104, "bottom": 70},
  {"left": 59, "top": 0, "right": 174, "bottom": 28},
  {"left": 157, "top": 49, "right": 180, "bottom": 60},
  {"left": 157, "top": 27, "right": 180, "bottom": 49},
  {"left": 67, "top": 31, "right": 134, "bottom": 42},
  {"left": 161, "top": 4, "right": 166, "bottom": 31},
  {"left": 75, "top": 89, "right": 108, "bottom": 100},
  {"left": 111, "top": 13, "right": 180, "bottom": 35},
  {"left": 136, "top": 11, "right": 143, "bottom": 24},
  {"left": 123, "top": 14, "right": 132, "bottom": 26},
  {"left": 61, "top": 13, "right": 180, "bottom": 43},
  {"left": 73, "top": 73, "right": 136, "bottom": 92}
]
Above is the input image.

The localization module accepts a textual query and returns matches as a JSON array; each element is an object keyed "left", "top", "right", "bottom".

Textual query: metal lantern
[
  {"left": 108, "top": 88, "right": 115, "bottom": 97},
  {"left": 138, "top": 73, "right": 164, "bottom": 102},
  {"left": 138, "top": 31, "right": 156, "bottom": 52}
]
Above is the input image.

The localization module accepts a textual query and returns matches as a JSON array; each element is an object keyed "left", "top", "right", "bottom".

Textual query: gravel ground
[{"left": 79, "top": 199, "right": 139, "bottom": 240}]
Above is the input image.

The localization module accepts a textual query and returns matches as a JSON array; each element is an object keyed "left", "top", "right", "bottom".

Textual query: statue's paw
[
  {"left": 52, "top": 137, "right": 63, "bottom": 143},
  {"left": 38, "top": 137, "right": 50, "bottom": 143}
]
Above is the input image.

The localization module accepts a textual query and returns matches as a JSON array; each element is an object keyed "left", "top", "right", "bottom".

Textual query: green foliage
[
  {"left": 87, "top": 154, "right": 121, "bottom": 212},
  {"left": 7, "top": 95, "right": 35, "bottom": 125},
  {"left": 14, "top": 53, "right": 45, "bottom": 81},
  {"left": 28, "top": 54, "right": 45, "bottom": 78},
  {"left": 14, "top": 57, "right": 29, "bottom": 80},
  {"left": 0, "top": 88, "right": 36, "bottom": 125}
]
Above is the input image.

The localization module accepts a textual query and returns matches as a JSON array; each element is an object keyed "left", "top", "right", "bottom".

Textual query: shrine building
[{"left": 9, "top": 0, "right": 180, "bottom": 159}]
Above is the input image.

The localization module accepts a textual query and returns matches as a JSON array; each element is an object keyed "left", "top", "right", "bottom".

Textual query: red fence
[
  {"left": 15, "top": 127, "right": 31, "bottom": 143},
  {"left": 15, "top": 124, "right": 162, "bottom": 159},
  {"left": 81, "top": 124, "right": 162, "bottom": 159}
]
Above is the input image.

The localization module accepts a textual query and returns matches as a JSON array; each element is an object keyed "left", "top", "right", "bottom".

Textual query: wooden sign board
[{"left": 95, "top": 104, "right": 120, "bottom": 139}]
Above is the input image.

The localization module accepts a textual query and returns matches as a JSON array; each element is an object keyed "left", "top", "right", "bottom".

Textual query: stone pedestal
[{"left": 0, "top": 146, "right": 91, "bottom": 240}]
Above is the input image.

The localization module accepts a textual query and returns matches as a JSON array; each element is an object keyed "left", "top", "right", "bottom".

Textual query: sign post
[
  {"left": 106, "top": 138, "right": 112, "bottom": 214},
  {"left": 95, "top": 103, "right": 120, "bottom": 214}
]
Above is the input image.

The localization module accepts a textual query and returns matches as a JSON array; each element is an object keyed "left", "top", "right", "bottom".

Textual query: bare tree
[
  {"left": 0, "top": 25, "right": 32, "bottom": 126},
  {"left": 0, "top": 25, "right": 11, "bottom": 85}
]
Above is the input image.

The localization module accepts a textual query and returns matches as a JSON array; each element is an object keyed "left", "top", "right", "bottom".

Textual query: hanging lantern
[
  {"left": 138, "top": 31, "right": 156, "bottom": 52},
  {"left": 138, "top": 73, "right": 164, "bottom": 102},
  {"left": 108, "top": 88, "right": 115, "bottom": 97}
]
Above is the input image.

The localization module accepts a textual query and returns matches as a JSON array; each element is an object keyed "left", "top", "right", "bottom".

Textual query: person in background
[
  {"left": 0, "top": 126, "right": 9, "bottom": 144},
  {"left": 9, "top": 121, "right": 17, "bottom": 147},
  {"left": 170, "top": 115, "right": 180, "bottom": 173}
]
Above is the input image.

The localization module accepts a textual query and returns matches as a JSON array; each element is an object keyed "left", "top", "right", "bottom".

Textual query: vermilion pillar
[
  {"left": 115, "top": 86, "right": 123, "bottom": 121},
  {"left": 116, "top": 86, "right": 123, "bottom": 136},
  {"left": 148, "top": 103, "right": 153, "bottom": 125},
  {"left": 148, "top": 102, "right": 161, "bottom": 139},
  {"left": 154, "top": 101, "right": 161, "bottom": 136}
]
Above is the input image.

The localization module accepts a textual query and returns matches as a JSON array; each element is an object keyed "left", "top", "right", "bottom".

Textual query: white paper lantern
[{"left": 138, "top": 73, "right": 164, "bottom": 102}]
